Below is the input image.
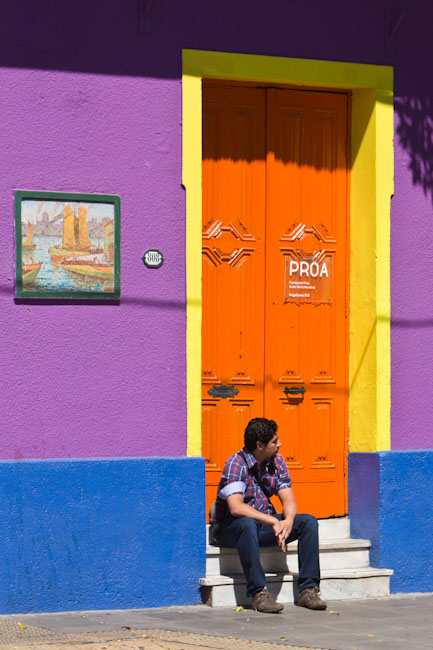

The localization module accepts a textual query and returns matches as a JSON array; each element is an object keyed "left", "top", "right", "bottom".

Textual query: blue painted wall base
[
  {"left": 349, "top": 451, "right": 433, "bottom": 593},
  {"left": 0, "top": 457, "right": 205, "bottom": 613}
]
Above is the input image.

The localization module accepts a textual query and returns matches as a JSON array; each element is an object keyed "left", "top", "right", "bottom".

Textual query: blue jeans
[{"left": 213, "top": 513, "right": 320, "bottom": 597}]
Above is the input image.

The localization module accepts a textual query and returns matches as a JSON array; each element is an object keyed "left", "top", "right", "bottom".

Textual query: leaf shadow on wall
[{"left": 394, "top": 96, "right": 433, "bottom": 205}]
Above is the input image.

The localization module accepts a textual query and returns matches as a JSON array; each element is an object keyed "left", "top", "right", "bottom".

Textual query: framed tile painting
[{"left": 15, "top": 191, "right": 120, "bottom": 299}]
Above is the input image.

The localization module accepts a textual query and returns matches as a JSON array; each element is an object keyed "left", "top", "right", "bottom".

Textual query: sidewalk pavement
[{"left": 0, "top": 594, "right": 432, "bottom": 650}]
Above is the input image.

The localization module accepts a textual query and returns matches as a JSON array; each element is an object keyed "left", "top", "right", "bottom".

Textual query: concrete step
[
  {"left": 206, "top": 516, "right": 350, "bottom": 545},
  {"left": 206, "top": 537, "right": 371, "bottom": 575},
  {"left": 317, "top": 516, "right": 350, "bottom": 539},
  {"left": 199, "top": 567, "right": 394, "bottom": 607},
  {"left": 202, "top": 517, "right": 393, "bottom": 607}
]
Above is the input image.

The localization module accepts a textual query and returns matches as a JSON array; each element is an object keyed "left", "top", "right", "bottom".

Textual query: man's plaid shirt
[{"left": 211, "top": 447, "right": 292, "bottom": 524}]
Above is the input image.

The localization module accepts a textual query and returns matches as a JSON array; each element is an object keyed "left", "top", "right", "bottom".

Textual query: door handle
[{"left": 283, "top": 386, "right": 306, "bottom": 396}]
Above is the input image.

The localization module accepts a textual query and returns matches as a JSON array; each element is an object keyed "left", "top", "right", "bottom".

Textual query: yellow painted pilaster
[
  {"left": 182, "top": 68, "right": 203, "bottom": 457},
  {"left": 349, "top": 89, "right": 378, "bottom": 451},
  {"left": 375, "top": 89, "right": 394, "bottom": 451}
]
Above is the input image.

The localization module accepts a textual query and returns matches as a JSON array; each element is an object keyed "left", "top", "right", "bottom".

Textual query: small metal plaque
[
  {"left": 142, "top": 249, "right": 164, "bottom": 268},
  {"left": 208, "top": 385, "right": 239, "bottom": 399}
]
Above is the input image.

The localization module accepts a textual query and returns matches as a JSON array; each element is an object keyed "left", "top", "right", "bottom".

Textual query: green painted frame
[{"left": 15, "top": 190, "right": 120, "bottom": 300}]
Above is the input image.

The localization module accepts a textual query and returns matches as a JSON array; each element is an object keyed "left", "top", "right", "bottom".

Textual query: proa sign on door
[{"left": 284, "top": 253, "right": 333, "bottom": 304}]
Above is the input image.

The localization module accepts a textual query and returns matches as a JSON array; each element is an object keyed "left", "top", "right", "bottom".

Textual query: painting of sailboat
[
  {"left": 15, "top": 191, "right": 120, "bottom": 299},
  {"left": 22, "top": 223, "right": 36, "bottom": 252},
  {"left": 22, "top": 262, "right": 42, "bottom": 286}
]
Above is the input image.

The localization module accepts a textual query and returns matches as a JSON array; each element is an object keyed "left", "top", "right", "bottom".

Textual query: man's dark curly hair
[{"left": 244, "top": 417, "right": 278, "bottom": 452}]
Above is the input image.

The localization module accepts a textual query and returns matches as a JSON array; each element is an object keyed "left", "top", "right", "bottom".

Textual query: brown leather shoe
[
  {"left": 296, "top": 586, "right": 327, "bottom": 610},
  {"left": 251, "top": 588, "right": 284, "bottom": 613}
]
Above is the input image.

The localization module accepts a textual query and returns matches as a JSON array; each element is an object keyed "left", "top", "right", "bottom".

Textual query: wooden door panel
[
  {"left": 309, "top": 397, "right": 335, "bottom": 468},
  {"left": 310, "top": 111, "right": 339, "bottom": 241},
  {"left": 202, "top": 86, "right": 267, "bottom": 515},
  {"left": 229, "top": 400, "right": 255, "bottom": 450},
  {"left": 202, "top": 251, "right": 220, "bottom": 385},
  {"left": 265, "top": 89, "right": 348, "bottom": 517},
  {"left": 277, "top": 399, "right": 304, "bottom": 467},
  {"left": 309, "top": 291, "right": 336, "bottom": 382},
  {"left": 202, "top": 400, "right": 220, "bottom": 469}
]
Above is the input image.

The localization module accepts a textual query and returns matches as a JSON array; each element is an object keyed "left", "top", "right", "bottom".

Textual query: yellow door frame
[{"left": 182, "top": 49, "right": 394, "bottom": 457}]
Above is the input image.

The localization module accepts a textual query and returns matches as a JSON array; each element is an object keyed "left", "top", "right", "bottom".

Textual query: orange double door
[{"left": 202, "top": 83, "right": 349, "bottom": 519}]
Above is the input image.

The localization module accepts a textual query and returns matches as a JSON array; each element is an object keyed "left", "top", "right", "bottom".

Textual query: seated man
[{"left": 211, "top": 417, "right": 327, "bottom": 613}]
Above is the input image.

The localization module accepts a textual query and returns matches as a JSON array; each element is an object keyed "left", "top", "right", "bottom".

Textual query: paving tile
[{"left": 4, "top": 595, "right": 433, "bottom": 650}]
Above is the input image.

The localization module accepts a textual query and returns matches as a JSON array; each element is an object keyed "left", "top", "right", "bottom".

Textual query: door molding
[{"left": 182, "top": 50, "right": 394, "bottom": 457}]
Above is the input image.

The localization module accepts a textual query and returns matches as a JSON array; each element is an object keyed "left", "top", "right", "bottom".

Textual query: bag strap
[{"left": 238, "top": 450, "right": 277, "bottom": 514}]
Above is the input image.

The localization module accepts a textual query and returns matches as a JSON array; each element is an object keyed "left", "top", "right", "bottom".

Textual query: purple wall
[
  {"left": 392, "top": 89, "right": 433, "bottom": 450},
  {"left": 391, "top": 117, "right": 433, "bottom": 450},
  {"left": 1, "top": 0, "right": 433, "bottom": 457},
  {"left": 0, "top": 68, "right": 186, "bottom": 458}
]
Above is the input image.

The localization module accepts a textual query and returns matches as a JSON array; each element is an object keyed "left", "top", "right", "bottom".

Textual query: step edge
[
  {"left": 199, "top": 568, "right": 393, "bottom": 586},
  {"left": 206, "top": 538, "right": 371, "bottom": 555}
]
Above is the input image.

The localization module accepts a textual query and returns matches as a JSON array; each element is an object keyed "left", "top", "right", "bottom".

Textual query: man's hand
[
  {"left": 276, "top": 487, "right": 297, "bottom": 551},
  {"left": 271, "top": 518, "right": 294, "bottom": 551}
]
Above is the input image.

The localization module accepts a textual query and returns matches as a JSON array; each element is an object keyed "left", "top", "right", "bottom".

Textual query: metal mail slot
[
  {"left": 283, "top": 386, "right": 306, "bottom": 396},
  {"left": 208, "top": 385, "right": 240, "bottom": 399}
]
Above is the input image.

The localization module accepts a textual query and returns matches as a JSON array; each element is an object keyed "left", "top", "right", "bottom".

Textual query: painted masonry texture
[
  {"left": 349, "top": 452, "right": 433, "bottom": 593},
  {"left": 0, "top": 72, "right": 185, "bottom": 459},
  {"left": 0, "top": 458, "right": 206, "bottom": 613},
  {"left": 0, "top": 0, "right": 431, "bottom": 610}
]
